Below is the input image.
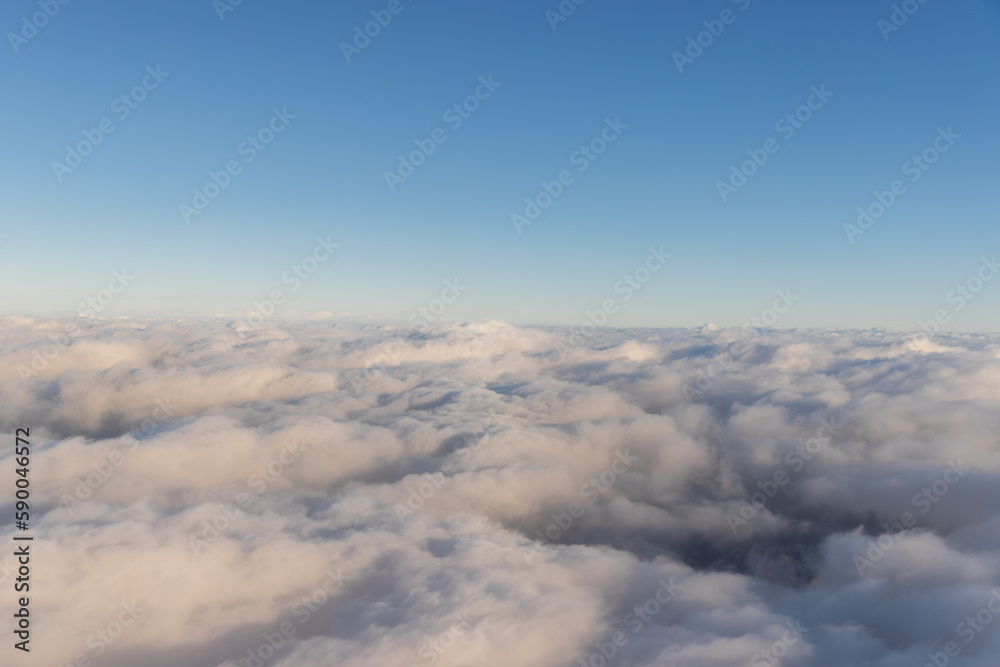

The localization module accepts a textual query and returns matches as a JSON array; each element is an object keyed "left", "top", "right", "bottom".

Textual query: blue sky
[{"left": 1, "top": 0, "right": 998, "bottom": 330}]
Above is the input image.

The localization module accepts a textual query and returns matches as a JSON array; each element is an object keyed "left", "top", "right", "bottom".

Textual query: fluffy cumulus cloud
[{"left": 2, "top": 316, "right": 1000, "bottom": 667}]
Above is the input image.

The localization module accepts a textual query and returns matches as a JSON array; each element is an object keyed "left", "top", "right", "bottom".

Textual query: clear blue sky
[{"left": 2, "top": 0, "right": 998, "bottom": 330}]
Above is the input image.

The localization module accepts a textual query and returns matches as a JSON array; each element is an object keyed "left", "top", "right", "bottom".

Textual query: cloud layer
[{"left": 2, "top": 316, "right": 1000, "bottom": 667}]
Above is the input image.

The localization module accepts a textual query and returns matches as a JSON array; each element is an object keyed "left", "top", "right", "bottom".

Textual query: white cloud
[{"left": 2, "top": 317, "right": 999, "bottom": 666}]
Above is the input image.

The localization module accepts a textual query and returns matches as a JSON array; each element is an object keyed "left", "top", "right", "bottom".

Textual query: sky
[{"left": 1, "top": 0, "right": 999, "bottom": 330}]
